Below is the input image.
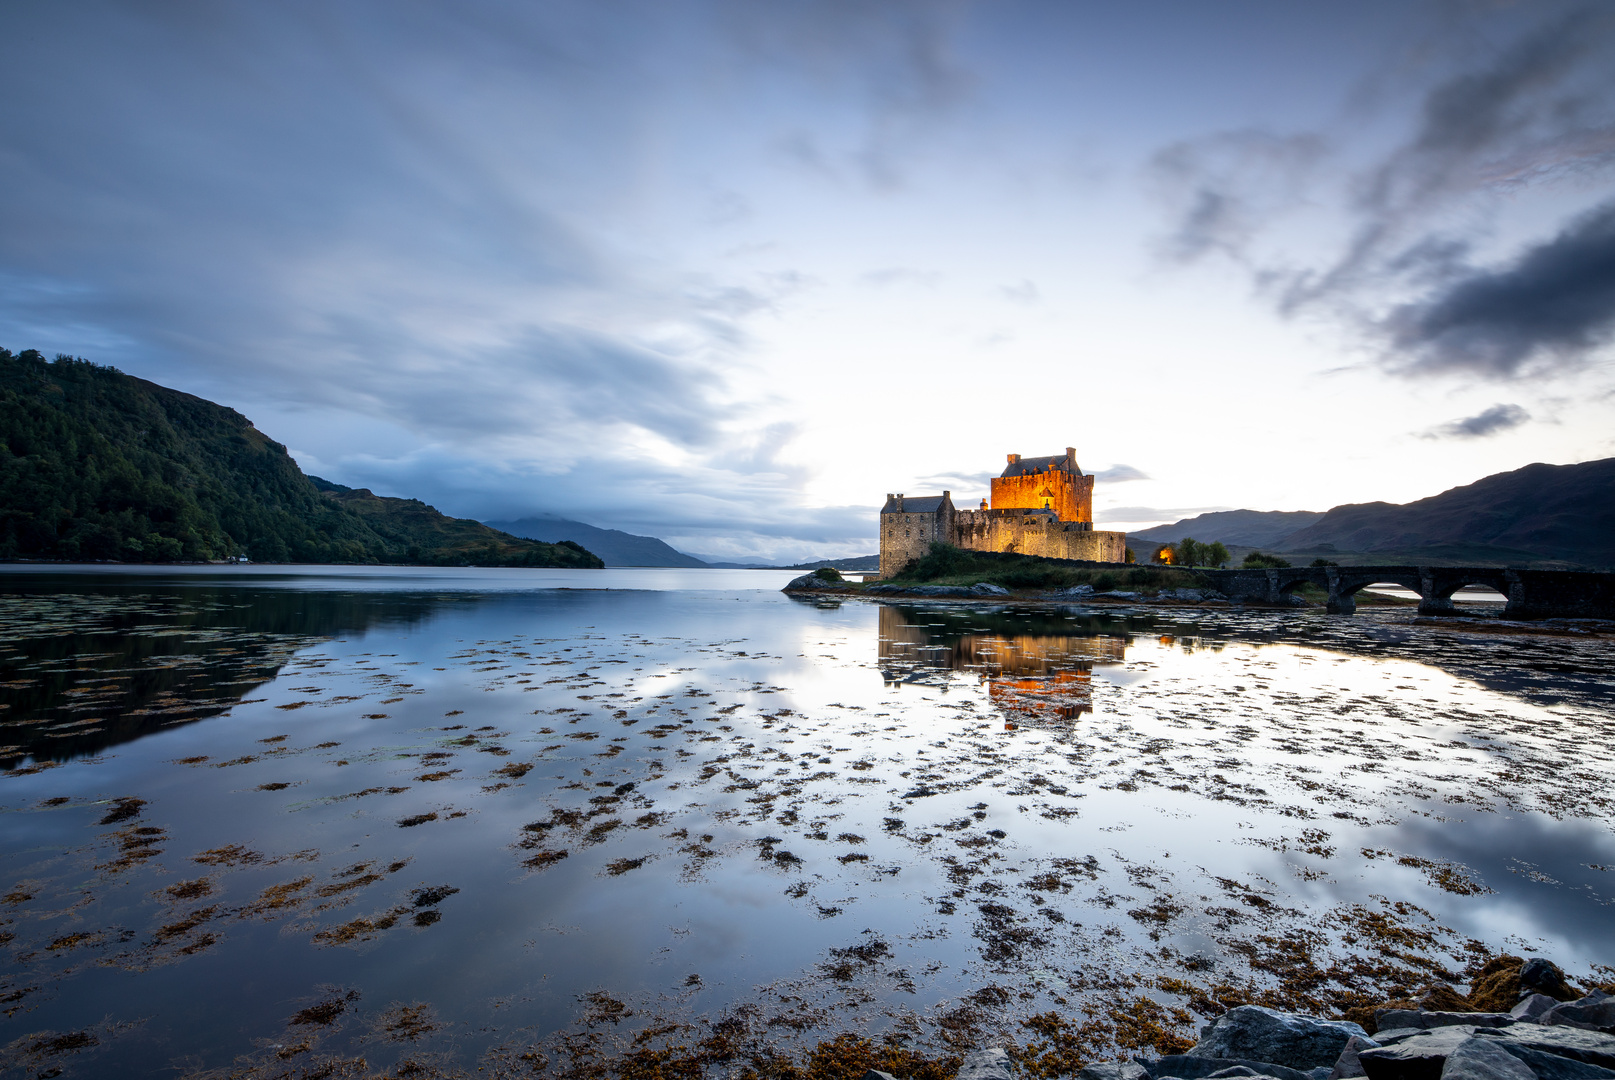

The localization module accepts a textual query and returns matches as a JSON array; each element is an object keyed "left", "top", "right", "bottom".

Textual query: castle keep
[{"left": 879, "top": 447, "right": 1128, "bottom": 578}]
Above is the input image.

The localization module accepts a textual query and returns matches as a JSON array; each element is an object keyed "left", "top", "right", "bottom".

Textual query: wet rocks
[
  {"left": 1485, "top": 1025, "right": 1615, "bottom": 1069},
  {"left": 785, "top": 574, "right": 839, "bottom": 591},
  {"left": 1377, "top": 1012, "right": 1516, "bottom": 1032},
  {"left": 1359, "top": 1025, "right": 1480, "bottom": 1080},
  {"left": 1079, "top": 1062, "right": 1151, "bottom": 1080},
  {"left": 956, "top": 1047, "right": 1014, "bottom": 1080},
  {"left": 1543, "top": 992, "right": 1615, "bottom": 1035},
  {"left": 1514, "top": 998, "right": 1562, "bottom": 1023},
  {"left": 1188, "top": 1006, "right": 1370, "bottom": 1071},
  {"left": 1150, "top": 1054, "right": 1320, "bottom": 1080},
  {"left": 1198, "top": 983, "right": 1615, "bottom": 1080},
  {"left": 1440, "top": 1038, "right": 1535, "bottom": 1080},
  {"left": 1522, "top": 962, "right": 1580, "bottom": 1003},
  {"left": 1486, "top": 1043, "right": 1615, "bottom": 1080},
  {"left": 860, "top": 583, "right": 976, "bottom": 597},
  {"left": 1332, "top": 1035, "right": 1379, "bottom": 1079},
  {"left": 1160, "top": 588, "right": 1224, "bottom": 603},
  {"left": 969, "top": 582, "right": 1010, "bottom": 596},
  {"left": 1107, "top": 972, "right": 1615, "bottom": 1080}
]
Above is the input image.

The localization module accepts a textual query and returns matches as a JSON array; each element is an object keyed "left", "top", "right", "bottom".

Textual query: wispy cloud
[
  {"left": 1148, "top": 6, "right": 1615, "bottom": 380},
  {"left": 1090, "top": 464, "right": 1150, "bottom": 483},
  {"left": 860, "top": 267, "right": 943, "bottom": 288},
  {"left": 999, "top": 279, "right": 1040, "bottom": 303},
  {"left": 1420, "top": 403, "right": 1531, "bottom": 440}
]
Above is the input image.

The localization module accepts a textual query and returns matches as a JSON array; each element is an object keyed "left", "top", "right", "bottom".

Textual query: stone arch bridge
[{"left": 1201, "top": 565, "right": 1615, "bottom": 619}]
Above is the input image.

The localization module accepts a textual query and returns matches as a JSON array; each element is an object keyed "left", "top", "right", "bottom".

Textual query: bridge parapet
[{"left": 1199, "top": 565, "right": 1615, "bottom": 620}]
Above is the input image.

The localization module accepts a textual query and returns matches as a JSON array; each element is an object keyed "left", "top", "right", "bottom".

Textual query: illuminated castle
[{"left": 878, "top": 447, "right": 1128, "bottom": 578}]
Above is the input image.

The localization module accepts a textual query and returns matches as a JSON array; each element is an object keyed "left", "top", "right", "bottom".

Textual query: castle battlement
[{"left": 879, "top": 448, "right": 1127, "bottom": 578}]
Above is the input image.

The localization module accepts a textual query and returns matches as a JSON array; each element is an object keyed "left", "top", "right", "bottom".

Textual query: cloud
[
  {"left": 1096, "top": 506, "right": 1233, "bottom": 527},
  {"left": 721, "top": 0, "right": 974, "bottom": 190},
  {"left": 860, "top": 267, "right": 942, "bottom": 288},
  {"left": 999, "top": 279, "right": 1039, "bottom": 303},
  {"left": 1149, "top": 7, "right": 1615, "bottom": 378},
  {"left": 0, "top": 0, "right": 902, "bottom": 560},
  {"left": 1385, "top": 199, "right": 1615, "bottom": 377},
  {"left": 1280, "top": 7, "right": 1615, "bottom": 316},
  {"left": 1090, "top": 464, "right": 1149, "bottom": 483},
  {"left": 1148, "top": 130, "right": 1327, "bottom": 264},
  {"left": 1420, "top": 403, "right": 1531, "bottom": 440}
]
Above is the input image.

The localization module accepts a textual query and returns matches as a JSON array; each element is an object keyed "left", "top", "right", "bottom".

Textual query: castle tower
[{"left": 989, "top": 447, "right": 1093, "bottom": 523}]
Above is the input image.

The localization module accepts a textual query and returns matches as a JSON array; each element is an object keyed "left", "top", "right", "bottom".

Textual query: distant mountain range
[
  {"left": 486, "top": 516, "right": 880, "bottom": 571},
  {"left": 1127, "top": 458, "right": 1615, "bottom": 569},
  {"left": 486, "top": 516, "right": 708, "bottom": 568},
  {"left": 0, "top": 348, "right": 601, "bottom": 568},
  {"left": 1131, "top": 509, "right": 1325, "bottom": 549}
]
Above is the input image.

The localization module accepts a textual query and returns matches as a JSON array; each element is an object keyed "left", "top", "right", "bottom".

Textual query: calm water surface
[{"left": 1, "top": 566, "right": 1612, "bottom": 1078}]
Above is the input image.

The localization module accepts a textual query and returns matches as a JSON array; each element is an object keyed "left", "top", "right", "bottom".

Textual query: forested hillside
[{"left": 0, "top": 349, "right": 601, "bottom": 568}]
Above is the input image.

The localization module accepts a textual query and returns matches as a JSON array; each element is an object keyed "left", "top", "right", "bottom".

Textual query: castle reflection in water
[{"left": 876, "top": 605, "right": 1127, "bottom": 726}]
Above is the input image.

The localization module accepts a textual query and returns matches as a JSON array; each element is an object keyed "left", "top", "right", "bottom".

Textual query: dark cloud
[
  {"left": 1421, "top": 403, "right": 1531, "bottom": 440},
  {"left": 1386, "top": 200, "right": 1615, "bottom": 376},
  {"left": 1280, "top": 7, "right": 1615, "bottom": 315},
  {"left": 1150, "top": 6, "right": 1615, "bottom": 378}
]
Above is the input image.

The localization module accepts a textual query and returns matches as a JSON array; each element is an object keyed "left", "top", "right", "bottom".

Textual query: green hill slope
[{"left": 0, "top": 348, "right": 601, "bottom": 568}]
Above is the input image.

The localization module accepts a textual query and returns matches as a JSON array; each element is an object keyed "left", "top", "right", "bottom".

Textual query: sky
[{"left": 4, "top": 1, "right": 1615, "bottom": 562}]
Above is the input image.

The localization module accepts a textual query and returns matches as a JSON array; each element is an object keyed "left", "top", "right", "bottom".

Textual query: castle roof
[
  {"left": 1001, "top": 449, "right": 1082, "bottom": 478},
  {"left": 880, "top": 493, "right": 954, "bottom": 515}
]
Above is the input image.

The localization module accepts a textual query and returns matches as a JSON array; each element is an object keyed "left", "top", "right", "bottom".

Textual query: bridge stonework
[{"left": 1202, "top": 566, "right": 1615, "bottom": 620}]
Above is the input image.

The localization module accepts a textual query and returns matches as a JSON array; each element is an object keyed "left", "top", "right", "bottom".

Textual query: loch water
[{"left": 1, "top": 566, "right": 1613, "bottom": 1078}]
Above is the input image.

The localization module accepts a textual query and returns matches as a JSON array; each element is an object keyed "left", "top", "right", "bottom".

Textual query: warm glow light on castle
[{"left": 878, "top": 447, "right": 1128, "bottom": 578}]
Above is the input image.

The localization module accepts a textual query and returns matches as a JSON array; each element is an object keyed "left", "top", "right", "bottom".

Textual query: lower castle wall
[
  {"left": 953, "top": 509, "right": 1125, "bottom": 563},
  {"left": 878, "top": 508, "right": 1127, "bottom": 578}
]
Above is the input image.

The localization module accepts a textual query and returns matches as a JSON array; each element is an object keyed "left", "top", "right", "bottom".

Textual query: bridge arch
[
  {"left": 1415, "top": 567, "right": 1513, "bottom": 614},
  {"left": 1325, "top": 568, "right": 1425, "bottom": 615},
  {"left": 1269, "top": 570, "right": 1321, "bottom": 598}
]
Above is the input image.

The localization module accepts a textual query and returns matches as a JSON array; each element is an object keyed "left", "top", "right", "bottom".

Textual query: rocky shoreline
[
  {"left": 909, "top": 960, "right": 1615, "bottom": 1080},
  {"left": 784, "top": 573, "right": 1249, "bottom": 607}
]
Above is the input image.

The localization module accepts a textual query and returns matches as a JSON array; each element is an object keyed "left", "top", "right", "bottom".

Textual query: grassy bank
[{"left": 888, "top": 544, "right": 1212, "bottom": 592}]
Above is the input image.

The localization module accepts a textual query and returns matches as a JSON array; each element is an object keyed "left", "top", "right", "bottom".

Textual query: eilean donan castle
[{"left": 878, "top": 448, "right": 1128, "bottom": 578}]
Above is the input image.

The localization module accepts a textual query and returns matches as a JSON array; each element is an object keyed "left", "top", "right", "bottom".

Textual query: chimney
[
  {"left": 1007, "top": 453, "right": 1020, "bottom": 465},
  {"left": 896, "top": 493, "right": 904, "bottom": 511},
  {"left": 1066, "top": 447, "right": 1075, "bottom": 462}
]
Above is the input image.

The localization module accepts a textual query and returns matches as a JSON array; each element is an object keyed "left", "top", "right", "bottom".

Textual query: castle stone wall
[
  {"left": 952, "top": 509, "right": 1125, "bottom": 564},
  {"left": 879, "top": 503, "right": 954, "bottom": 579}
]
